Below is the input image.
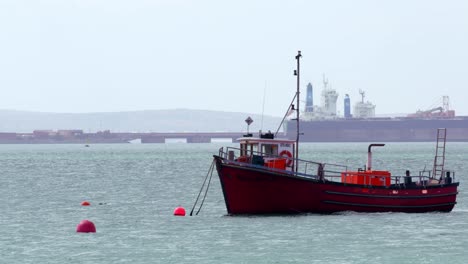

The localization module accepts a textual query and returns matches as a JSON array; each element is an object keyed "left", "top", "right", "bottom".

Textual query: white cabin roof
[{"left": 236, "top": 137, "right": 296, "bottom": 145}]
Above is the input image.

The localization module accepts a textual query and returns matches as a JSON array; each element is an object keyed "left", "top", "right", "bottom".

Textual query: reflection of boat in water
[{"left": 211, "top": 51, "right": 459, "bottom": 215}]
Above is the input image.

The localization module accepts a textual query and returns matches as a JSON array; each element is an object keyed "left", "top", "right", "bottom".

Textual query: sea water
[{"left": 0, "top": 143, "right": 467, "bottom": 264}]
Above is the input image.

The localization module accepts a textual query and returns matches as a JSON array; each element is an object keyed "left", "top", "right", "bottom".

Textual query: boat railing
[
  {"left": 314, "top": 163, "right": 348, "bottom": 183},
  {"left": 218, "top": 147, "right": 347, "bottom": 181},
  {"left": 294, "top": 160, "right": 348, "bottom": 182},
  {"left": 217, "top": 147, "right": 457, "bottom": 187},
  {"left": 338, "top": 170, "right": 456, "bottom": 188},
  {"left": 414, "top": 169, "right": 456, "bottom": 187},
  {"left": 217, "top": 147, "right": 302, "bottom": 177}
]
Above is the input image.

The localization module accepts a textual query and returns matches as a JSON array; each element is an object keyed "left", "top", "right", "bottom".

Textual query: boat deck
[{"left": 217, "top": 146, "right": 458, "bottom": 190}]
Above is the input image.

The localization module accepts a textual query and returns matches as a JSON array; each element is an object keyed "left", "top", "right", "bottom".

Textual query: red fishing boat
[{"left": 212, "top": 51, "right": 459, "bottom": 215}]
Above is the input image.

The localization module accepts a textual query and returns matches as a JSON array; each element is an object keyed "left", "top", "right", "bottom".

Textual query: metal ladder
[{"left": 432, "top": 128, "right": 447, "bottom": 180}]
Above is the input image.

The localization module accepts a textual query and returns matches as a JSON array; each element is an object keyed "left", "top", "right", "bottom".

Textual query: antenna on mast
[
  {"left": 294, "top": 51, "right": 302, "bottom": 173},
  {"left": 359, "top": 89, "right": 365, "bottom": 103},
  {"left": 261, "top": 81, "right": 267, "bottom": 130},
  {"left": 323, "top": 74, "right": 328, "bottom": 89}
]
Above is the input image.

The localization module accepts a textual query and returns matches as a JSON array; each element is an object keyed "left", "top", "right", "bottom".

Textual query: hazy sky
[{"left": 1, "top": 0, "right": 467, "bottom": 117}]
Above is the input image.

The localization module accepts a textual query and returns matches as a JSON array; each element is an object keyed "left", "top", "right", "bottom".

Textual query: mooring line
[
  {"left": 195, "top": 161, "right": 215, "bottom": 215},
  {"left": 190, "top": 160, "right": 215, "bottom": 216}
]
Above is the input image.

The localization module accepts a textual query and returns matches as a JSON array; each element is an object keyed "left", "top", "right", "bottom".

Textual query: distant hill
[{"left": 0, "top": 109, "right": 283, "bottom": 133}]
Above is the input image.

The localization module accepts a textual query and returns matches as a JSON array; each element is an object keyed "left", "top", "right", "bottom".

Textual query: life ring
[{"left": 279, "top": 150, "right": 293, "bottom": 167}]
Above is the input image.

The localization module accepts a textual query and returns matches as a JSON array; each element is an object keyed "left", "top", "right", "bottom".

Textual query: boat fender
[{"left": 279, "top": 150, "right": 293, "bottom": 167}]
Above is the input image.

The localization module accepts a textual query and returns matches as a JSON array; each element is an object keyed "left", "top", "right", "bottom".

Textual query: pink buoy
[
  {"left": 76, "top": 220, "right": 96, "bottom": 233},
  {"left": 173, "top": 207, "right": 186, "bottom": 216}
]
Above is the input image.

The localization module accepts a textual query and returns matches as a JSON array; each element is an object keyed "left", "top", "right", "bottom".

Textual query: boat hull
[{"left": 214, "top": 156, "right": 458, "bottom": 214}]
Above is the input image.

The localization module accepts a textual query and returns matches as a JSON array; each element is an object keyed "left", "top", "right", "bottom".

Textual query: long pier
[
  {"left": 0, "top": 131, "right": 287, "bottom": 144},
  {"left": 140, "top": 132, "right": 250, "bottom": 143}
]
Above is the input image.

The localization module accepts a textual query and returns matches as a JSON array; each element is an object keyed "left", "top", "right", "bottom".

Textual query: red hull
[{"left": 214, "top": 156, "right": 458, "bottom": 214}]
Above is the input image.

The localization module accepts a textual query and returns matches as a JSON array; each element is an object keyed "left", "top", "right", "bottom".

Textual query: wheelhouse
[{"left": 236, "top": 132, "right": 296, "bottom": 170}]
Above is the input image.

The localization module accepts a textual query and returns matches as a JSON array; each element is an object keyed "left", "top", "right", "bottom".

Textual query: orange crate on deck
[
  {"left": 341, "top": 170, "right": 391, "bottom": 186},
  {"left": 265, "top": 158, "right": 286, "bottom": 170}
]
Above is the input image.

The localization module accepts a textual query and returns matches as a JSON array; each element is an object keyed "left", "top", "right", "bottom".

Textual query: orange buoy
[
  {"left": 173, "top": 207, "right": 186, "bottom": 216},
  {"left": 81, "top": 201, "right": 90, "bottom": 206},
  {"left": 76, "top": 220, "right": 96, "bottom": 233}
]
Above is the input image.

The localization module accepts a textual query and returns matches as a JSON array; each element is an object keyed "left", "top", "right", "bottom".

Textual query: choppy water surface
[{"left": 1, "top": 143, "right": 467, "bottom": 264}]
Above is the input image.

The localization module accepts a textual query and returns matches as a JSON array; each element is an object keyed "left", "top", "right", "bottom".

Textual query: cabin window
[
  {"left": 262, "top": 144, "right": 278, "bottom": 157},
  {"left": 251, "top": 144, "right": 258, "bottom": 154},
  {"left": 240, "top": 143, "right": 247, "bottom": 156},
  {"left": 240, "top": 143, "right": 258, "bottom": 156}
]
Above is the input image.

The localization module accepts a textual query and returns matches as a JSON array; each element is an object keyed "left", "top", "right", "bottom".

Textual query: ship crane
[
  {"left": 420, "top": 107, "right": 444, "bottom": 115},
  {"left": 407, "top": 96, "right": 455, "bottom": 118}
]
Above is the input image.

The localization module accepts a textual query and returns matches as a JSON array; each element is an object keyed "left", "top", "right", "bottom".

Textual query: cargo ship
[{"left": 286, "top": 77, "right": 468, "bottom": 142}]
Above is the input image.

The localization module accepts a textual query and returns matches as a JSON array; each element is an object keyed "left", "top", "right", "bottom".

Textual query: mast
[{"left": 294, "top": 51, "right": 302, "bottom": 172}]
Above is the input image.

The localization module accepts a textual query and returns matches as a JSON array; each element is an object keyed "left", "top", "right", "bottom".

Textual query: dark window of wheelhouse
[
  {"left": 240, "top": 143, "right": 258, "bottom": 156},
  {"left": 262, "top": 144, "right": 278, "bottom": 157},
  {"left": 240, "top": 143, "right": 247, "bottom": 156}
]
